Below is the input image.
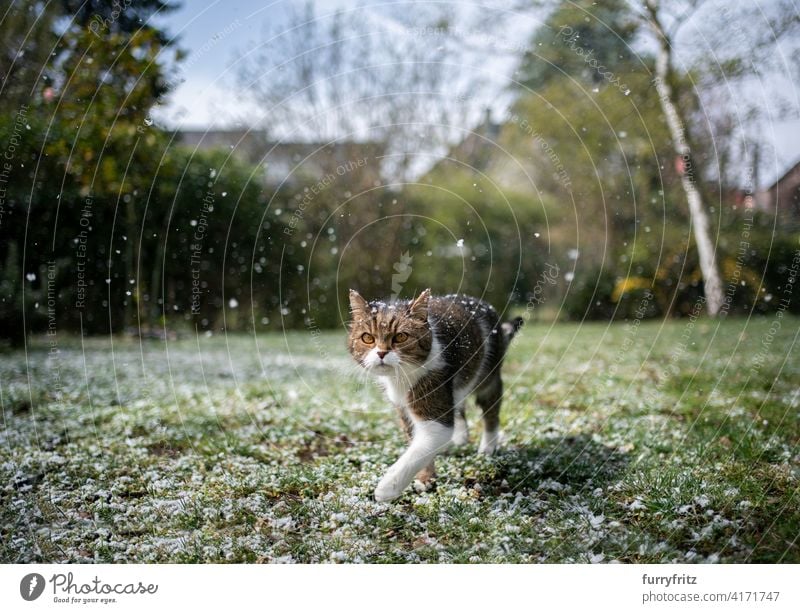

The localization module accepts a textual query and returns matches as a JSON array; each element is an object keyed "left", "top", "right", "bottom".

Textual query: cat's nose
[{"left": 377, "top": 350, "right": 389, "bottom": 360}]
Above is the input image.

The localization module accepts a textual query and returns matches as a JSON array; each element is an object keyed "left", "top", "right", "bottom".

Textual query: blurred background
[{"left": 1, "top": 0, "right": 799, "bottom": 345}]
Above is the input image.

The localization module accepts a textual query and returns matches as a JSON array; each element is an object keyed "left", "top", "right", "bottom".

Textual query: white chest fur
[
  {"left": 379, "top": 376, "right": 410, "bottom": 407},
  {"left": 376, "top": 327, "right": 444, "bottom": 408}
]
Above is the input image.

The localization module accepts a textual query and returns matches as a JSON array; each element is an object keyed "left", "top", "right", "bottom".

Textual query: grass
[{"left": 1, "top": 316, "right": 798, "bottom": 563}]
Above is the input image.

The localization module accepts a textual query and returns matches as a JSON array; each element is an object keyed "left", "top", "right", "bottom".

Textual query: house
[
  {"left": 176, "top": 129, "right": 385, "bottom": 189},
  {"left": 756, "top": 159, "right": 800, "bottom": 221}
]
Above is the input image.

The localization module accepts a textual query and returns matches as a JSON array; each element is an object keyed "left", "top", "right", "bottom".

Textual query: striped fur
[{"left": 348, "top": 289, "right": 521, "bottom": 501}]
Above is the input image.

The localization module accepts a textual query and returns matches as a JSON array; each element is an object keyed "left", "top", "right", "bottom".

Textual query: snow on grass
[{"left": 1, "top": 319, "right": 799, "bottom": 563}]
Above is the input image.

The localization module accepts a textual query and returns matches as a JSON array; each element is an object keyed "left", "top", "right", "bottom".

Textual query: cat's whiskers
[
  {"left": 338, "top": 357, "right": 371, "bottom": 388},
  {"left": 393, "top": 360, "right": 413, "bottom": 387}
]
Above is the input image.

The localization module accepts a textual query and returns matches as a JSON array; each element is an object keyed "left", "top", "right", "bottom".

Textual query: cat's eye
[
  {"left": 361, "top": 332, "right": 375, "bottom": 344},
  {"left": 393, "top": 332, "right": 408, "bottom": 344}
]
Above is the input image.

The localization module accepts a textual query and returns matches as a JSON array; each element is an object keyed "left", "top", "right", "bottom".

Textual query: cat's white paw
[
  {"left": 478, "top": 429, "right": 500, "bottom": 455},
  {"left": 478, "top": 441, "right": 498, "bottom": 455},
  {"left": 451, "top": 424, "right": 469, "bottom": 446},
  {"left": 374, "top": 473, "right": 406, "bottom": 502}
]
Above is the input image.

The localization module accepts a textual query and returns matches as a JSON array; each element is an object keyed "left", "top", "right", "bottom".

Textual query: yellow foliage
[{"left": 611, "top": 276, "right": 651, "bottom": 303}]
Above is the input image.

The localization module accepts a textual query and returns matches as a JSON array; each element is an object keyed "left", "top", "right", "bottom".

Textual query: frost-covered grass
[{"left": 2, "top": 317, "right": 799, "bottom": 563}]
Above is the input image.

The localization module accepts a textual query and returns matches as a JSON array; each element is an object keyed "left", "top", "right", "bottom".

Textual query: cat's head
[{"left": 347, "top": 289, "right": 433, "bottom": 375}]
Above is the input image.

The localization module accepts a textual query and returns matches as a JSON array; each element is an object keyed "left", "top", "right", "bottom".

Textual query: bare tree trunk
[{"left": 646, "top": 1, "right": 724, "bottom": 316}]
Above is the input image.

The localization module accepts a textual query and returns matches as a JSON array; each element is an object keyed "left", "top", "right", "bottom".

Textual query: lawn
[{"left": 1, "top": 316, "right": 798, "bottom": 563}]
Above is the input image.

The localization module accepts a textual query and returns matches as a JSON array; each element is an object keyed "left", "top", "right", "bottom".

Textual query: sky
[
  {"left": 152, "top": 0, "right": 284, "bottom": 128},
  {"left": 153, "top": 0, "right": 800, "bottom": 187},
  {"left": 151, "top": 0, "right": 538, "bottom": 125}
]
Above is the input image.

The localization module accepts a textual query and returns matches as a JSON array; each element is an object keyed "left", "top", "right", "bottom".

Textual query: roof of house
[
  {"left": 765, "top": 157, "right": 800, "bottom": 192},
  {"left": 174, "top": 129, "right": 386, "bottom": 185}
]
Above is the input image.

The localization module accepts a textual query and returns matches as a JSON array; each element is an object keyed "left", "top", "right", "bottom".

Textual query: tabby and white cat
[{"left": 347, "top": 289, "right": 523, "bottom": 502}]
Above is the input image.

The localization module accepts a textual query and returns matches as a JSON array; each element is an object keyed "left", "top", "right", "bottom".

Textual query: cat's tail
[{"left": 500, "top": 316, "right": 524, "bottom": 343}]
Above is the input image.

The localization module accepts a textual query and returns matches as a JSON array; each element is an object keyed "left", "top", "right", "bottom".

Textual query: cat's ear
[
  {"left": 349, "top": 289, "right": 369, "bottom": 318},
  {"left": 408, "top": 288, "right": 431, "bottom": 320}
]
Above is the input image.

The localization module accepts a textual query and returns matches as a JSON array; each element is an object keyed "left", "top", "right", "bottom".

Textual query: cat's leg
[
  {"left": 395, "top": 405, "right": 437, "bottom": 490},
  {"left": 375, "top": 419, "right": 452, "bottom": 502},
  {"left": 476, "top": 375, "right": 503, "bottom": 455},
  {"left": 451, "top": 401, "right": 469, "bottom": 446}
]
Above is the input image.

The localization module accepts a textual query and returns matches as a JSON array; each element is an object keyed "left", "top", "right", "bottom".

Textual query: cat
[{"left": 347, "top": 288, "right": 523, "bottom": 502}]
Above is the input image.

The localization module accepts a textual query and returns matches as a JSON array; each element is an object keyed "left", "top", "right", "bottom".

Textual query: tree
[
  {"left": 59, "top": 0, "right": 176, "bottom": 46},
  {"left": 501, "top": 0, "right": 685, "bottom": 318},
  {"left": 235, "top": 2, "right": 472, "bottom": 183},
  {"left": 634, "top": 0, "right": 723, "bottom": 315},
  {"left": 631, "top": 0, "right": 800, "bottom": 316},
  {"left": 516, "top": 0, "right": 638, "bottom": 92},
  {"left": 0, "top": 0, "right": 179, "bottom": 342},
  {"left": 0, "top": 2, "right": 61, "bottom": 110},
  {"left": 235, "top": 3, "right": 483, "bottom": 314},
  {"left": 505, "top": 0, "right": 799, "bottom": 318}
]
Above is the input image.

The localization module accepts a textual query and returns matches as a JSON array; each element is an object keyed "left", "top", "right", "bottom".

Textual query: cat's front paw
[
  {"left": 374, "top": 473, "right": 406, "bottom": 502},
  {"left": 478, "top": 429, "right": 500, "bottom": 455},
  {"left": 451, "top": 421, "right": 469, "bottom": 446}
]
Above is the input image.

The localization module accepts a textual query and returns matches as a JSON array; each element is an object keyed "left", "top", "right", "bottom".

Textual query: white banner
[{"left": 1, "top": 564, "right": 798, "bottom": 613}]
